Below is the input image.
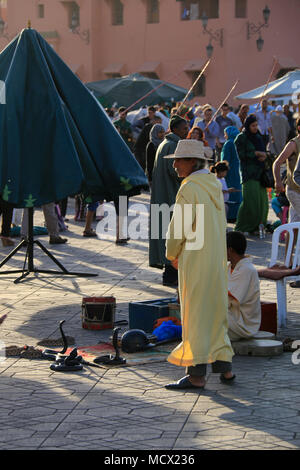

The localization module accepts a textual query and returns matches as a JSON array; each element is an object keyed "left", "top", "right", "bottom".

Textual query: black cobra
[
  {"left": 42, "top": 320, "right": 69, "bottom": 361},
  {"left": 93, "top": 327, "right": 126, "bottom": 365},
  {"left": 50, "top": 347, "right": 83, "bottom": 372}
]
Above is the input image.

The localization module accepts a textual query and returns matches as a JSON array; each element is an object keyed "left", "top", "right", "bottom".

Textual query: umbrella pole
[
  {"left": 27, "top": 206, "right": 34, "bottom": 272},
  {"left": 205, "top": 79, "right": 239, "bottom": 131},
  {"left": 256, "top": 57, "right": 278, "bottom": 109},
  {"left": 177, "top": 59, "right": 211, "bottom": 115},
  {"left": 0, "top": 207, "right": 98, "bottom": 283},
  {"left": 123, "top": 70, "right": 183, "bottom": 114}
]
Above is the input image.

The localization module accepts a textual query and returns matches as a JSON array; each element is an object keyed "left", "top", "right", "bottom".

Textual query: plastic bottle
[{"left": 259, "top": 223, "right": 265, "bottom": 239}]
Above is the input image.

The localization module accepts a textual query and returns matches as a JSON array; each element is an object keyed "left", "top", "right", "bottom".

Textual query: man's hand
[
  {"left": 275, "top": 181, "right": 285, "bottom": 194},
  {"left": 228, "top": 188, "right": 241, "bottom": 193},
  {"left": 171, "top": 259, "right": 178, "bottom": 270},
  {"left": 255, "top": 151, "right": 267, "bottom": 161},
  {"left": 255, "top": 151, "right": 266, "bottom": 158}
]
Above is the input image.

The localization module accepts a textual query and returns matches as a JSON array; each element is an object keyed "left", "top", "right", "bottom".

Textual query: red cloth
[{"left": 153, "top": 316, "right": 181, "bottom": 328}]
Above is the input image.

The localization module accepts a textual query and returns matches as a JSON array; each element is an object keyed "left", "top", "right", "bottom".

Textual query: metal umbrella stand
[{"left": 0, "top": 207, "right": 98, "bottom": 284}]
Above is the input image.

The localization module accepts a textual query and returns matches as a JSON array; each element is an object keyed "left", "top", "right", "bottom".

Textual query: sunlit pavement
[{"left": 0, "top": 193, "right": 300, "bottom": 450}]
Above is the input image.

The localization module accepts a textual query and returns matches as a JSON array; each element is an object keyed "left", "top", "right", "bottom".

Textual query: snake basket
[{"left": 82, "top": 297, "right": 116, "bottom": 330}]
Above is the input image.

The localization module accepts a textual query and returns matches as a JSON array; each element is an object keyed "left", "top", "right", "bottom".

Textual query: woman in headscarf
[
  {"left": 234, "top": 114, "right": 268, "bottom": 234},
  {"left": 221, "top": 126, "right": 242, "bottom": 222},
  {"left": 145, "top": 124, "right": 165, "bottom": 185}
]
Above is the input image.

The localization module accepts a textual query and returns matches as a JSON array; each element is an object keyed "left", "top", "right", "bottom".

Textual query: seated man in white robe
[{"left": 226, "top": 231, "right": 261, "bottom": 341}]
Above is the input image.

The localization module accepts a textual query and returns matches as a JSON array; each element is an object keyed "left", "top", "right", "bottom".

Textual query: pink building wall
[{"left": 0, "top": 0, "right": 299, "bottom": 107}]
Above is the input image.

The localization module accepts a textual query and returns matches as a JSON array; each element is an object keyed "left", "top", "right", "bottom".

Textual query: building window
[
  {"left": 147, "top": 0, "right": 159, "bottom": 24},
  {"left": 181, "top": 0, "right": 219, "bottom": 21},
  {"left": 141, "top": 72, "right": 159, "bottom": 79},
  {"left": 106, "top": 73, "right": 122, "bottom": 78},
  {"left": 69, "top": 2, "right": 80, "bottom": 28},
  {"left": 187, "top": 71, "right": 206, "bottom": 96},
  {"left": 38, "top": 4, "right": 45, "bottom": 18},
  {"left": 112, "top": 0, "right": 124, "bottom": 25},
  {"left": 235, "top": 0, "right": 247, "bottom": 18}
]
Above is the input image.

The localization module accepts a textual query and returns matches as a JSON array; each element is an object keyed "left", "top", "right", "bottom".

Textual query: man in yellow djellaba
[{"left": 164, "top": 139, "right": 235, "bottom": 390}]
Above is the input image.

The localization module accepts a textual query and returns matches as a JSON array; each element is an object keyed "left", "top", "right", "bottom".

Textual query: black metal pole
[{"left": 27, "top": 207, "right": 34, "bottom": 272}]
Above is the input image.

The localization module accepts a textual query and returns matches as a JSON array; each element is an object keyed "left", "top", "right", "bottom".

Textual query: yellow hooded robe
[{"left": 166, "top": 171, "right": 234, "bottom": 367}]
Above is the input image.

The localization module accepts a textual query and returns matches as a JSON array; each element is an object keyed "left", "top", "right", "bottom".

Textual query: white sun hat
[{"left": 164, "top": 139, "right": 213, "bottom": 160}]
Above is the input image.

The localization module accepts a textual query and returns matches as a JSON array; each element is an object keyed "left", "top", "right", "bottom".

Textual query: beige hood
[{"left": 182, "top": 173, "right": 223, "bottom": 211}]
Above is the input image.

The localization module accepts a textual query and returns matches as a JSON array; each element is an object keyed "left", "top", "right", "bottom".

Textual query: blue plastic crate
[{"left": 129, "top": 297, "right": 177, "bottom": 333}]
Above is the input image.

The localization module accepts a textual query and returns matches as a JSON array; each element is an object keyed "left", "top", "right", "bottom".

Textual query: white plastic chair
[{"left": 268, "top": 222, "right": 300, "bottom": 327}]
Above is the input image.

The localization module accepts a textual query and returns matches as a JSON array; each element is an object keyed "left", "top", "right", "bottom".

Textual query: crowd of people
[
  {"left": 107, "top": 97, "right": 297, "bottom": 390},
  {"left": 0, "top": 97, "right": 298, "bottom": 252},
  {"left": 0, "top": 95, "right": 299, "bottom": 389},
  {"left": 109, "top": 99, "right": 296, "bottom": 285},
  {"left": 110, "top": 99, "right": 297, "bottom": 234}
]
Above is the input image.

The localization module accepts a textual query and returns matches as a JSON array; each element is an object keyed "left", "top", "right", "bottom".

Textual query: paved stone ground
[{"left": 0, "top": 194, "right": 300, "bottom": 450}]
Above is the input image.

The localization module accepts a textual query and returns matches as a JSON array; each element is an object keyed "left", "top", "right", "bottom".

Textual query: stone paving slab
[{"left": 0, "top": 195, "right": 300, "bottom": 450}]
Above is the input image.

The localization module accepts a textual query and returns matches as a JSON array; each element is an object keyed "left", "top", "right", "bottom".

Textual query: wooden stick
[
  {"left": 124, "top": 70, "right": 182, "bottom": 114},
  {"left": 177, "top": 59, "right": 211, "bottom": 115},
  {"left": 124, "top": 82, "right": 169, "bottom": 114},
  {"left": 205, "top": 79, "right": 239, "bottom": 130},
  {"left": 256, "top": 57, "right": 278, "bottom": 109}
]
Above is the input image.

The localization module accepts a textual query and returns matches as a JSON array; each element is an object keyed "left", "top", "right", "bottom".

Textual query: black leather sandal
[
  {"left": 165, "top": 376, "right": 205, "bottom": 390},
  {"left": 290, "top": 281, "right": 300, "bottom": 288},
  {"left": 220, "top": 373, "right": 236, "bottom": 384}
]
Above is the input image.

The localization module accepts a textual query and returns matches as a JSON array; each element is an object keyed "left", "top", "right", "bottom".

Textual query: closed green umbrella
[
  {"left": 86, "top": 73, "right": 189, "bottom": 109},
  {"left": 0, "top": 29, "right": 148, "bottom": 208},
  {"left": 0, "top": 27, "right": 148, "bottom": 282}
]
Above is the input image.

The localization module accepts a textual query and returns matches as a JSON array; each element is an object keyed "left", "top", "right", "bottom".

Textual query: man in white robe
[{"left": 227, "top": 231, "right": 261, "bottom": 341}]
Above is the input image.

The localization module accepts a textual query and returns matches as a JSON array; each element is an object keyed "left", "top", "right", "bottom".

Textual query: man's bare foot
[
  {"left": 188, "top": 375, "right": 206, "bottom": 387},
  {"left": 165, "top": 375, "right": 206, "bottom": 390},
  {"left": 222, "top": 371, "right": 234, "bottom": 379},
  {"left": 220, "top": 372, "right": 236, "bottom": 384}
]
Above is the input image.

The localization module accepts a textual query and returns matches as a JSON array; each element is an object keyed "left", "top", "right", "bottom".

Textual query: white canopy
[{"left": 235, "top": 69, "right": 300, "bottom": 100}]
